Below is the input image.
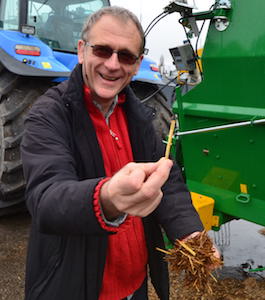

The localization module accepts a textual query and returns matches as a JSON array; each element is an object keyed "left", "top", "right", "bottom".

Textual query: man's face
[{"left": 78, "top": 15, "right": 143, "bottom": 106}]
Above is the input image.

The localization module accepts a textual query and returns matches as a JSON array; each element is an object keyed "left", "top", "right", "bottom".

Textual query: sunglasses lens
[
  {"left": 118, "top": 51, "right": 137, "bottom": 65},
  {"left": 92, "top": 45, "right": 113, "bottom": 59},
  {"left": 91, "top": 44, "right": 138, "bottom": 65}
]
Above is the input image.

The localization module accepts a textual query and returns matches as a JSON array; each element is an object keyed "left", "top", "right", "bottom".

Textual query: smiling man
[
  {"left": 77, "top": 13, "right": 143, "bottom": 113},
  {"left": 21, "top": 6, "right": 206, "bottom": 300}
]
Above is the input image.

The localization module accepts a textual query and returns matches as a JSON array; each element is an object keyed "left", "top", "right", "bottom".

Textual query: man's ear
[
  {"left": 77, "top": 40, "right": 85, "bottom": 64},
  {"left": 134, "top": 54, "right": 144, "bottom": 75},
  {"left": 139, "top": 54, "right": 144, "bottom": 64}
]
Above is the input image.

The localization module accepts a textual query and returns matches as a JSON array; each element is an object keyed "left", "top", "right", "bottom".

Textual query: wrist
[{"left": 100, "top": 180, "right": 122, "bottom": 220}]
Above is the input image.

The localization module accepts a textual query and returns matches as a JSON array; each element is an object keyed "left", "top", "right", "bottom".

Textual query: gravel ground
[
  {"left": 148, "top": 271, "right": 265, "bottom": 300},
  {"left": 0, "top": 212, "right": 264, "bottom": 300},
  {"left": 0, "top": 212, "right": 30, "bottom": 300}
]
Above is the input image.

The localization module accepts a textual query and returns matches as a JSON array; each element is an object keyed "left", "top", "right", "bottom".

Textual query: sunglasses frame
[{"left": 84, "top": 41, "right": 140, "bottom": 65}]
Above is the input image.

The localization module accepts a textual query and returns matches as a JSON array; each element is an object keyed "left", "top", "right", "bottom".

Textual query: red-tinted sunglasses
[{"left": 84, "top": 42, "right": 140, "bottom": 65}]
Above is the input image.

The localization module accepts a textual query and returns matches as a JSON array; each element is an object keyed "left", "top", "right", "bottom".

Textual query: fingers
[
  {"left": 112, "top": 159, "right": 172, "bottom": 196},
  {"left": 116, "top": 165, "right": 148, "bottom": 194},
  {"left": 118, "top": 159, "right": 173, "bottom": 215},
  {"left": 126, "top": 158, "right": 172, "bottom": 204},
  {"left": 100, "top": 158, "right": 173, "bottom": 218},
  {"left": 142, "top": 158, "right": 173, "bottom": 191}
]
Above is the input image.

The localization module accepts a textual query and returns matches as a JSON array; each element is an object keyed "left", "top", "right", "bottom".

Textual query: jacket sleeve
[{"left": 21, "top": 94, "right": 113, "bottom": 236}]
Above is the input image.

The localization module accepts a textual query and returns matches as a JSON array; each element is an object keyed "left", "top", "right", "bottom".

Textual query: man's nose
[{"left": 104, "top": 52, "right": 120, "bottom": 69}]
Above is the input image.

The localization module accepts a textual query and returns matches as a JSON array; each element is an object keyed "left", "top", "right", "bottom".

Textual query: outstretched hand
[
  {"left": 100, "top": 158, "right": 173, "bottom": 219},
  {"left": 181, "top": 231, "right": 222, "bottom": 270}
]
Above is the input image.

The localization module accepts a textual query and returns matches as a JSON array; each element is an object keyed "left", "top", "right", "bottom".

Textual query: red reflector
[
  {"left": 15, "top": 44, "right": 41, "bottom": 56},
  {"left": 15, "top": 49, "right": 40, "bottom": 56},
  {"left": 150, "top": 64, "right": 159, "bottom": 72}
]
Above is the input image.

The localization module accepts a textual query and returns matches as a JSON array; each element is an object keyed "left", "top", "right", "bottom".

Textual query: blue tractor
[{"left": 0, "top": 0, "right": 173, "bottom": 213}]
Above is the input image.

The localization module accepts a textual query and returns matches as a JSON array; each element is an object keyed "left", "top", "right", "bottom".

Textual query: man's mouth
[{"left": 100, "top": 73, "right": 119, "bottom": 81}]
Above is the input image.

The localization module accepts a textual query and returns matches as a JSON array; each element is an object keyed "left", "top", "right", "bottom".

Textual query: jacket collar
[
  {"left": 63, "top": 63, "right": 154, "bottom": 125},
  {"left": 59, "top": 63, "right": 156, "bottom": 172}
]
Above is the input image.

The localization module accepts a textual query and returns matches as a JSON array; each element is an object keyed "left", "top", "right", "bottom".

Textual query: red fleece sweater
[{"left": 84, "top": 86, "right": 148, "bottom": 300}]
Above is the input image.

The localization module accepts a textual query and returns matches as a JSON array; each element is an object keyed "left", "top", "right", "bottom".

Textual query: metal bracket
[{"left": 235, "top": 193, "right": 251, "bottom": 204}]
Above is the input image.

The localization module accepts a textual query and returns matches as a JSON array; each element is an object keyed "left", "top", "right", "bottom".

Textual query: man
[{"left": 21, "top": 6, "right": 207, "bottom": 300}]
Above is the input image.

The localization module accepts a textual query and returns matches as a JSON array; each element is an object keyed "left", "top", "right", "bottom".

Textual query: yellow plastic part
[
  {"left": 190, "top": 192, "right": 219, "bottom": 231},
  {"left": 240, "top": 183, "right": 248, "bottom": 194}
]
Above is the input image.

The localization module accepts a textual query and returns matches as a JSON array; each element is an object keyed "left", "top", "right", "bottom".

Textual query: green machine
[{"left": 167, "top": 0, "right": 265, "bottom": 230}]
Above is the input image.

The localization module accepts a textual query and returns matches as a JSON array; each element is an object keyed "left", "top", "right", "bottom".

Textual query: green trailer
[{"left": 168, "top": 0, "right": 265, "bottom": 230}]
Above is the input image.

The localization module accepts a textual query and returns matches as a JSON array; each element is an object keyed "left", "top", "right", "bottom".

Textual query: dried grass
[{"left": 157, "top": 231, "right": 223, "bottom": 295}]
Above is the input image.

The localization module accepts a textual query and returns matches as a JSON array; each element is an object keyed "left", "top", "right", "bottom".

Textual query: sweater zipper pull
[{"left": 109, "top": 129, "right": 122, "bottom": 149}]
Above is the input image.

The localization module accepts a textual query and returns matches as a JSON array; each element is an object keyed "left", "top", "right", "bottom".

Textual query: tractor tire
[
  {"left": 130, "top": 81, "right": 173, "bottom": 140},
  {"left": 0, "top": 63, "right": 51, "bottom": 215}
]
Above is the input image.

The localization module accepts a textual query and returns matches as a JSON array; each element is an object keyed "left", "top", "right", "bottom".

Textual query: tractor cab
[{"left": 0, "top": 0, "right": 109, "bottom": 52}]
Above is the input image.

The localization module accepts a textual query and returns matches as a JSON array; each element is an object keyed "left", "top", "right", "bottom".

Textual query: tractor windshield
[
  {"left": 0, "top": 0, "right": 19, "bottom": 31},
  {"left": 0, "top": 0, "right": 109, "bottom": 52},
  {"left": 28, "top": 0, "right": 109, "bottom": 52},
  {"left": 27, "top": 0, "right": 109, "bottom": 52}
]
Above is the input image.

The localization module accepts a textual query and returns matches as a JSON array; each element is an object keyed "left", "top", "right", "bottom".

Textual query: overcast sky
[{"left": 110, "top": 0, "right": 215, "bottom": 66}]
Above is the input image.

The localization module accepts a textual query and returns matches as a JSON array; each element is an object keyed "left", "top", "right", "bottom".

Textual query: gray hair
[{"left": 81, "top": 6, "right": 146, "bottom": 55}]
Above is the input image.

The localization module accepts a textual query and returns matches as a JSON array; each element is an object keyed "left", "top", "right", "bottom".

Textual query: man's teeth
[{"left": 101, "top": 74, "right": 118, "bottom": 81}]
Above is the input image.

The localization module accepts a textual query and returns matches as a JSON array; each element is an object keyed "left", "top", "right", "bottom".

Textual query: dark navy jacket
[{"left": 21, "top": 64, "right": 203, "bottom": 300}]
